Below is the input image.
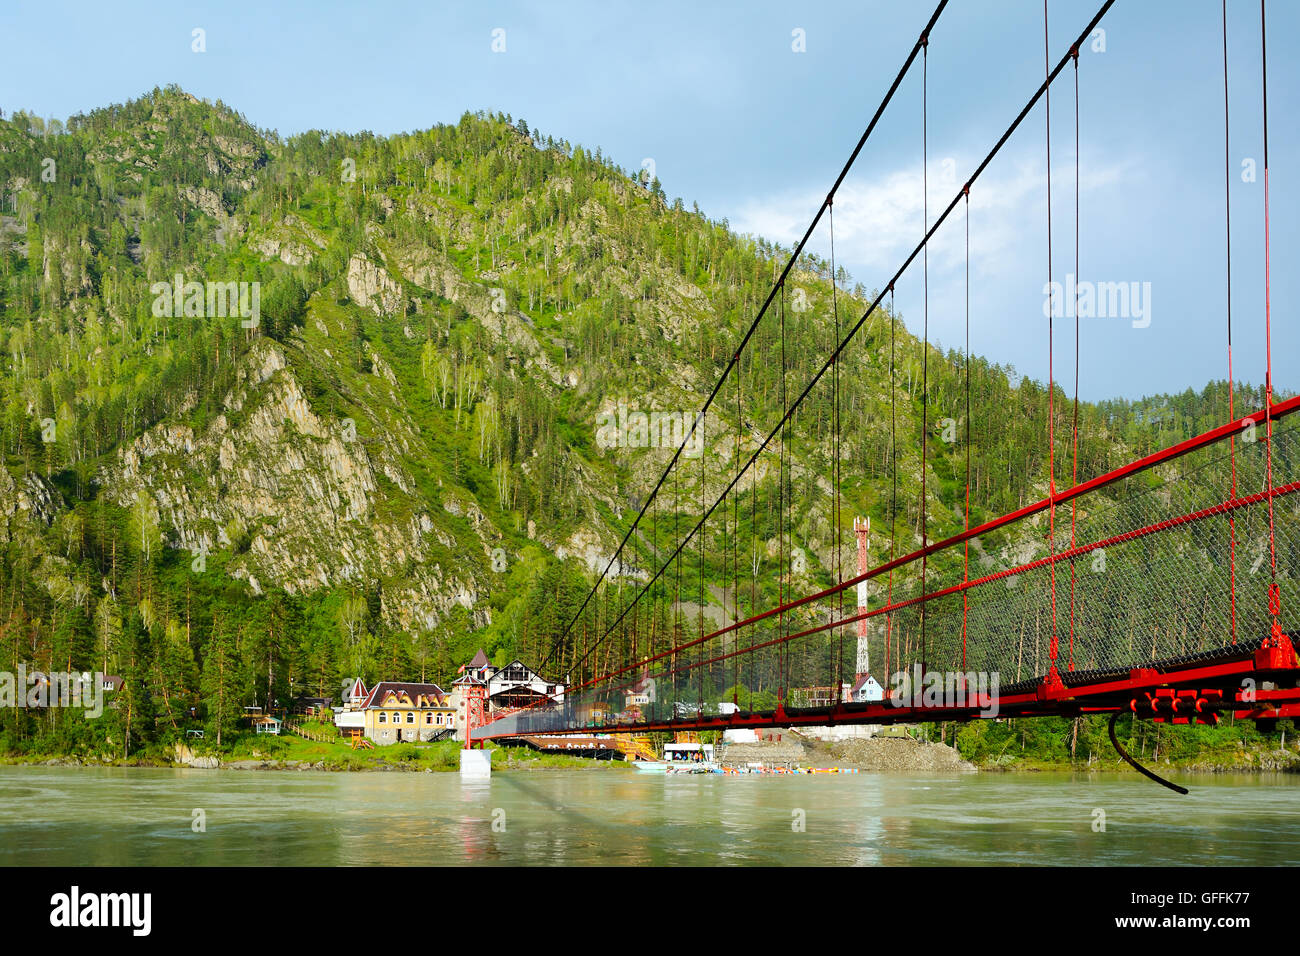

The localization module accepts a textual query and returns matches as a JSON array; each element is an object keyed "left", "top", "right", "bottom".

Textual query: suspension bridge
[{"left": 468, "top": 0, "right": 1296, "bottom": 789}]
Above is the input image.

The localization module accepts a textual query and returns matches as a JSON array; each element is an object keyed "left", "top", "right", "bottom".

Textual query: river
[{"left": 1, "top": 766, "right": 1296, "bottom": 865}]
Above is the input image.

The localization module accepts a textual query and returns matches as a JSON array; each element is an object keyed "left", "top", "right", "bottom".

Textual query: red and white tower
[
  {"left": 453, "top": 673, "right": 488, "bottom": 750},
  {"left": 851, "top": 516, "right": 883, "bottom": 702},
  {"left": 854, "top": 516, "right": 871, "bottom": 682}
]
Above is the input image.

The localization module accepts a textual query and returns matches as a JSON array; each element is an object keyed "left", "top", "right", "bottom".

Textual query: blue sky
[{"left": 1, "top": 0, "right": 1294, "bottom": 404}]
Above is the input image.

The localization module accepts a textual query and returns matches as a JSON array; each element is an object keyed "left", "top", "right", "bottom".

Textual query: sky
[{"left": 0, "top": 0, "right": 1294, "bottom": 404}]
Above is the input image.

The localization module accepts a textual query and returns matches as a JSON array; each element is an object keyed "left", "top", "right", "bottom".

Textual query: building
[
  {"left": 488, "top": 659, "right": 563, "bottom": 711},
  {"left": 450, "top": 670, "right": 486, "bottom": 743},
  {"left": 448, "top": 650, "right": 565, "bottom": 741},
  {"left": 454, "top": 649, "right": 564, "bottom": 713},
  {"left": 340, "top": 676, "right": 368, "bottom": 708},
  {"left": 291, "top": 696, "right": 332, "bottom": 717},
  {"left": 623, "top": 675, "right": 654, "bottom": 710},
  {"left": 849, "top": 674, "right": 884, "bottom": 703},
  {"left": 354, "top": 681, "right": 456, "bottom": 745},
  {"left": 253, "top": 716, "right": 283, "bottom": 735},
  {"left": 332, "top": 677, "right": 368, "bottom": 739}
]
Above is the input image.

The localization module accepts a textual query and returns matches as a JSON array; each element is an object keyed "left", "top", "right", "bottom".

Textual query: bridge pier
[{"left": 459, "top": 747, "right": 491, "bottom": 778}]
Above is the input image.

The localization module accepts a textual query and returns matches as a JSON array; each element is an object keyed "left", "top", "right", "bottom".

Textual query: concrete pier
[{"left": 459, "top": 748, "right": 491, "bottom": 778}]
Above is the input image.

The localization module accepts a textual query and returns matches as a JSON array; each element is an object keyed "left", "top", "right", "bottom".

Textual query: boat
[{"left": 632, "top": 741, "right": 717, "bottom": 773}]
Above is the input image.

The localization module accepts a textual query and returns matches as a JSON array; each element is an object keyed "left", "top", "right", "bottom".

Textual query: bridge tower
[
  {"left": 452, "top": 672, "right": 491, "bottom": 777},
  {"left": 853, "top": 518, "right": 870, "bottom": 681},
  {"left": 850, "top": 517, "right": 884, "bottom": 703}
]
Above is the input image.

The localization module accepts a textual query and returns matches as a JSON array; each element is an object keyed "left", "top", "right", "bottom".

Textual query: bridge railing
[{"left": 478, "top": 397, "right": 1298, "bottom": 740}]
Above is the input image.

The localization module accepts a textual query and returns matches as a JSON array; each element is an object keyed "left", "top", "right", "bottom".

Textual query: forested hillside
[{"left": 0, "top": 86, "right": 1278, "bottom": 755}]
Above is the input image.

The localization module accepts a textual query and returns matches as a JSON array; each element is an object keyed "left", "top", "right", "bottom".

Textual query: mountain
[{"left": 0, "top": 86, "right": 1271, "bottom": 749}]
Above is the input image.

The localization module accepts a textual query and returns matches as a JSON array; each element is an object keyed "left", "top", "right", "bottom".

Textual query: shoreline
[
  {"left": 0, "top": 750, "right": 634, "bottom": 773},
  {"left": 5, "top": 752, "right": 1298, "bottom": 776}
]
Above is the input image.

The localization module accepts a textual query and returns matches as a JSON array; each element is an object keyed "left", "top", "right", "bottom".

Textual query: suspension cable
[
  {"left": 1068, "top": 42, "right": 1081, "bottom": 671},
  {"left": 555, "top": 0, "right": 1116, "bottom": 686},
  {"left": 1259, "top": 0, "right": 1280, "bottom": 644},
  {"left": 733, "top": 332, "right": 741, "bottom": 703},
  {"left": 779, "top": 280, "right": 789, "bottom": 705},
  {"left": 831, "top": 201, "right": 844, "bottom": 699},
  {"left": 962, "top": 188, "right": 971, "bottom": 673},
  {"left": 1224, "top": 0, "right": 1238, "bottom": 645},
  {"left": 542, "top": 0, "right": 951, "bottom": 674},
  {"left": 888, "top": 284, "right": 897, "bottom": 687},
  {"left": 1044, "top": 0, "right": 1061, "bottom": 684},
  {"left": 920, "top": 31, "right": 930, "bottom": 680}
]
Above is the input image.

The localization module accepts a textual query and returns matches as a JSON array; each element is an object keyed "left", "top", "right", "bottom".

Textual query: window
[
  {"left": 378, "top": 712, "right": 386, "bottom": 723},
  {"left": 425, "top": 713, "right": 433, "bottom": 724},
  {"left": 406, "top": 712, "right": 415, "bottom": 724},
  {"left": 503, "top": 664, "right": 528, "bottom": 682}
]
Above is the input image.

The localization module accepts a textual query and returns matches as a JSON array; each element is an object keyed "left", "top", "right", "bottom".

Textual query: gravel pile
[
  {"left": 718, "top": 739, "right": 807, "bottom": 769},
  {"left": 824, "top": 736, "right": 976, "bottom": 773}
]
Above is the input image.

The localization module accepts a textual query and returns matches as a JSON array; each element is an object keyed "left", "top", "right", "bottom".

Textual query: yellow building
[{"left": 358, "top": 681, "right": 456, "bottom": 745}]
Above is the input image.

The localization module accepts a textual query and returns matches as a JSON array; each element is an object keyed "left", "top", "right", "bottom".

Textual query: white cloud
[{"left": 731, "top": 149, "right": 1135, "bottom": 290}]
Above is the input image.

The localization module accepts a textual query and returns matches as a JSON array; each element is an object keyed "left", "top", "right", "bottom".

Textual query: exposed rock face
[
  {"left": 99, "top": 339, "right": 489, "bottom": 633},
  {"left": 0, "top": 468, "right": 57, "bottom": 542},
  {"left": 346, "top": 253, "right": 404, "bottom": 315},
  {"left": 254, "top": 236, "right": 314, "bottom": 265},
  {"left": 180, "top": 185, "right": 226, "bottom": 220}
]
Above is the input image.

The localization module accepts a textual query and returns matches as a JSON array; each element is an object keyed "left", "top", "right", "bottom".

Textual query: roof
[
  {"left": 624, "top": 675, "right": 654, "bottom": 694},
  {"left": 467, "top": 649, "right": 490, "bottom": 669},
  {"left": 488, "top": 659, "right": 561, "bottom": 688},
  {"left": 344, "top": 677, "right": 367, "bottom": 700},
  {"left": 360, "top": 681, "right": 449, "bottom": 709}
]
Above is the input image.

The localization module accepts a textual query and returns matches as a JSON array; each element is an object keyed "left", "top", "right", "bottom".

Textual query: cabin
[
  {"left": 253, "top": 716, "right": 283, "bottom": 735},
  {"left": 850, "top": 675, "right": 885, "bottom": 703},
  {"left": 291, "top": 696, "right": 332, "bottom": 717}
]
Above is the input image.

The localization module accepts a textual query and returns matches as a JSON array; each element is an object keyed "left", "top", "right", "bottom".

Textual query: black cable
[
  {"left": 830, "top": 201, "right": 843, "bottom": 698},
  {"left": 561, "top": 0, "right": 1116, "bottom": 683},
  {"left": 1108, "top": 711, "right": 1189, "bottom": 794},
  {"left": 543, "top": 0, "right": 951, "bottom": 672},
  {"left": 920, "top": 32, "right": 929, "bottom": 680}
]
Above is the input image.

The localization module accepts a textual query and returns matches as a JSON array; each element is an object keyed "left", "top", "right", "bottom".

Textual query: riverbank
[
  {"left": 8, "top": 727, "right": 1298, "bottom": 776},
  {"left": 0, "top": 736, "right": 630, "bottom": 773},
  {"left": 781, "top": 726, "right": 1300, "bottom": 775},
  {"left": 975, "top": 749, "right": 1300, "bottom": 774}
]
